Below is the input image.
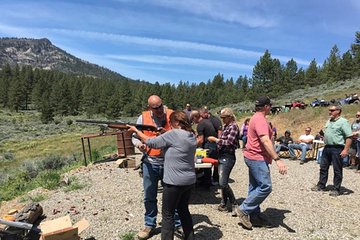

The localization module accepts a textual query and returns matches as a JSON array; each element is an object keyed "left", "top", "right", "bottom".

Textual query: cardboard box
[{"left": 40, "top": 215, "right": 89, "bottom": 240}]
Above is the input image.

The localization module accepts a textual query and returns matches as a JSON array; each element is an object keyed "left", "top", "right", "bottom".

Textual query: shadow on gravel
[
  {"left": 325, "top": 185, "right": 354, "bottom": 195},
  {"left": 192, "top": 214, "right": 223, "bottom": 240},
  {"left": 263, "top": 208, "right": 295, "bottom": 233},
  {"left": 190, "top": 186, "right": 221, "bottom": 204}
]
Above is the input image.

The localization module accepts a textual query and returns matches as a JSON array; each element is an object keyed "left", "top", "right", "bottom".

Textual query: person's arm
[
  {"left": 260, "top": 135, "right": 287, "bottom": 175},
  {"left": 131, "top": 116, "right": 147, "bottom": 152},
  {"left": 197, "top": 135, "right": 204, "bottom": 146},
  {"left": 340, "top": 138, "right": 352, "bottom": 158},
  {"left": 128, "top": 125, "right": 150, "bottom": 142}
]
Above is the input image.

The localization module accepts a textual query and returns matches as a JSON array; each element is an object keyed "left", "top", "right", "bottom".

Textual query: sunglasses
[
  {"left": 151, "top": 104, "right": 163, "bottom": 110},
  {"left": 328, "top": 109, "right": 337, "bottom": 112},
  {"left": 356, "top": 115, "right": 360, "bottom": 117}
]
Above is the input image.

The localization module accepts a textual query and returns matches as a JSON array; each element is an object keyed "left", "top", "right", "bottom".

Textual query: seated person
[
  {"left": 288, "top": 127, "right": 315, "bottom": 164},
  {"left": 275, "top": 130, "right": 293, "bottom": 154}
]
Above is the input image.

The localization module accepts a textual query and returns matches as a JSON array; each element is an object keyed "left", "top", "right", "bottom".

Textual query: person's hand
[
  {"left": 275, "top": 159, "right": 287, "bottom": 175},
  {"left": 137, "top": 143, "right": 147, "bottom": 152},
  {"left": 340, "top": 149, "right": 348, "bottom": 158},
  {"left": 207, "top": 136, "right": 218, "bottom": 143},
  {"left": 127, "top": 125, "right": 138, "bottom": 133}
]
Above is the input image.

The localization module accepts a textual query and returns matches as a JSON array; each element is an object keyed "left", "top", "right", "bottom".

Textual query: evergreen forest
[{"left": 0, "top": 32, "right": 359, "bottom": 123}]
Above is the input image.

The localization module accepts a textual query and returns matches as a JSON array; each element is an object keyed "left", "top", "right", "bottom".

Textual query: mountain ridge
[{"left": 0, "top": 37, "right": 131, "bottom": 82}]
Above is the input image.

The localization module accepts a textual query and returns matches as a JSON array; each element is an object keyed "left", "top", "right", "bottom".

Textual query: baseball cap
[{"left": 255, "top": 96, "right": 272, "bottom": 107}]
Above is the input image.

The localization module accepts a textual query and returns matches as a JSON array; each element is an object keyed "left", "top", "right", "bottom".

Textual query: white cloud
[
  {"left": 146, "top": 0, "right": 278, "bottom": 28},
  {"left": 106, "top": 54, "right": 253, "bottom": 70}
]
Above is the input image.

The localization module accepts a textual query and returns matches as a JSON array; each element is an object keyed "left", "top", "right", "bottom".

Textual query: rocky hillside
[{"left": 0, "top": 37, "right": 129, "bottom": 81}]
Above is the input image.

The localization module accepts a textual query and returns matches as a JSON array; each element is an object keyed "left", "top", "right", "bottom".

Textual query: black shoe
[
  {"left": 299, "top": 160, "right": 305, "bottom": 165},
  {"left": 329, "top": 190, "right": 340, "bottom": 197},
  {"left": 174, "top": 227, "right": 184, "bottom": 239},
  {"left": 251, "top": 214, "right": 273, "bottom": 228},
  {"left": 311, "top": 185, "right": 325, "bottom": 192},
  {"left": 291, "top": 156, "right": 297, "bottom": 160},
  {"left": 217, "top": 204, "right": 228, "bottom": 212}
]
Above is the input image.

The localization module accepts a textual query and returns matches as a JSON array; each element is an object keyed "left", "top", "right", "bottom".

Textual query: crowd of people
[{"left": 128, "top": 94, "right": 358, "bottom": 240}]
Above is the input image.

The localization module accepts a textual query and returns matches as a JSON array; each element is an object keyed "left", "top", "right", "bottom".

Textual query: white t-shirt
[{"left": 299, "top": 134, "right": 314, "bottom": 147}]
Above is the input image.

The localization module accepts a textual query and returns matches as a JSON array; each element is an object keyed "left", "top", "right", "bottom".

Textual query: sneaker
[
  {"left": 217, "top": 204, "right": 228, "bottom": 212},
  {"left": 299, "top": 160, "right": 305, "bottom": 165},
  {"left": 231, "top": 204, "right": 238, "bottom": 217},
  {"left": 236, "top": 208, "right": 252, "bottom": 230},
  {"left": 311, "top": 185, "right": 325, "bottom": 192},
  {"left": 251, "top": 214, "right": 273, "bottom": 228},
  {"left": 137, "top": 227, "right": 153, "bottom": 240},
  {"left": 291, "top": 156, "right": 297, "bottom": 160},
  {"left": 329, "top": 190, "right": 340, "bottom": 197}
]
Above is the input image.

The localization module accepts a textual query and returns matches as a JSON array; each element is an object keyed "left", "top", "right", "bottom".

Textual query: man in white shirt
[{"left": 288, "top": 127, "right": 315, "bottom": 164}]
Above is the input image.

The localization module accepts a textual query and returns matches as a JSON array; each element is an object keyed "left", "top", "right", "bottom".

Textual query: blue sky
[{"left": 0, "top": 0, "right": 359, "bottom": 84}]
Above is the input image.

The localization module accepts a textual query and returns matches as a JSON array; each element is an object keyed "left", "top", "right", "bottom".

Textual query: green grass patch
[
  {"left": 119, "top": 231, "right": 136, "bottom": 240},
  {"left": 64, "top": 176, "right": 88, "bottom": 192},
  {"left": 20, "top": 194, "right": 47, "bottom": 203}
]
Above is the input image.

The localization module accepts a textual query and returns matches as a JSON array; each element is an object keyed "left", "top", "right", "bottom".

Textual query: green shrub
[
  {"left": 36, "top": 171, "right": 60, "bottom": 190},
  {"left": 119, "top": 231, "right": 136, "bottom": 240},
  {"left": 0, "top": 172, "right": 35, "bottom": 201},
  {"left": 37, "top": 155, "right": 76, "bottom": 171},
  {"left": 91, "top": 150, "right": 101, "bottom": 162},
  {"left": 3, "top": 151, "right": 14, "bottom": 160},
  {"left": 22, "top": 161, "right": 39, "bottom": 179},
  {"left": 64, "top": 176, "right": 87, "bottom": 192},
  {"left": 66, "top": 119, "right": 73, "bottom": 126}
]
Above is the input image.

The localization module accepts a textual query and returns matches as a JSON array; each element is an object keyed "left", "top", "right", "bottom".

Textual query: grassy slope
[
  {"left": 237, "top": 77, "right": 360, "bottom": 140},
  {"left": 0, "top": 111, "right": 119, "bottom": 173}
]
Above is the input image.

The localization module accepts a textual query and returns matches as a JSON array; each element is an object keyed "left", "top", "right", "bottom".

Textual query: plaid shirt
[{"left": 218, "top": 121, "right": 240, "bottom": 152}]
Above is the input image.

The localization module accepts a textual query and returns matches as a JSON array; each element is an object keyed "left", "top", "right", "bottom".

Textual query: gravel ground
[{"left": 34, "top": 150, "right": 360, "bottom": 240}]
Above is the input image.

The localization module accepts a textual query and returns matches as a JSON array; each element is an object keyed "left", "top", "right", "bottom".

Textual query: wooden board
[
  {"left": 40, "top": 215, "right": 72, "bottom": 235},
  {"left": 41, "top": 226, "right": 79, "bottom": 240}
]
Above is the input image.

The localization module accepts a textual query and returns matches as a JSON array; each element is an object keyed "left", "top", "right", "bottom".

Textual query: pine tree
[
  {"left": 351, "top": 31, "right": 360, "bottom": 77},
  {"left": 305, "top": 59, "right": 319, "bottom": 86},
  {"left": 339, "top": 51, "right": 354, "bottom": 81},
  {"left": 0, "top": 63, "right": 12, "bottom": 107},
  {"left": 326, "top": 45, "right": 341, "bottom": 83}
]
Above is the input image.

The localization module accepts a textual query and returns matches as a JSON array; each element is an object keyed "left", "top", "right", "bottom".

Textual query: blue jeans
[
  {"left": 218, "top": 152, "right": 236, "bottom": 205},
  {"left": 241, "top": 135, "right": 247, "bottom": 148},
  {"left": 288, "top": 143, "right": 310, "bottom": 160},
  {"left": 275, "top": 144, "right": 288, "bottom": 154},
  {"left": 142, "top": 161, "right": 181, "bottom": 228},
  {"left": 240, "top": 157, "right": 272, "bottom": 217}
]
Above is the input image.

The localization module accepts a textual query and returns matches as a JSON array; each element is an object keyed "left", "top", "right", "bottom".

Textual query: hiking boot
[
  {"left": 137, "top": 227, "right": 153, "bottom": 239},
  {"left": 311, "top": 185, "right": 325, "bottom": 192},
  {"left": 299, "top": 160, "right": 305, "bottom": 165},
  {"left": 231, "top": 204, "right": 238, "bottom": 217},
  {"left": 251, "top": 214, "right": 273, "bottom": 228},
  {"left": 329, "top": 190, "right": 340, "bottom": 197},
  {"left": 237, "top": 208, "right": 252, "bottom": 230},
  {"left": 291, "top": 156, "right": 297, "bottom": 160},
  {"left": 217, "top": 204, "right": 228, "bottom": 212}
]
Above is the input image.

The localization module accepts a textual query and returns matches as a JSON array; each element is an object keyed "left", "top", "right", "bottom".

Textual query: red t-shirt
[{"left": 243, "top": 112, "right": 273, "bottom": 163}]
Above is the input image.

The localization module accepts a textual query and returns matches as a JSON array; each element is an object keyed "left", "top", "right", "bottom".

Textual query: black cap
[{"left": 255, "top": 96, "right": 271, "bottom": 107}]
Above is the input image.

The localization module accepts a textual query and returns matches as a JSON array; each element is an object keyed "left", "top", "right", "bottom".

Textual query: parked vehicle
[
  {"left": 291, "top": 100, "right": 307, "bottom": 109},
  {"left": 310, "top": 98, "right": 330, "bottom": 107},
  {"left": 338, "top": 94, "right": 360, "bottom": 105}
]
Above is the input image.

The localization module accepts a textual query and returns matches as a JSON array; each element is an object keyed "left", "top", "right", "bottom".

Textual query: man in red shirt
[{"left": 236, "top": 96, "right": 287, "bottom": 230}]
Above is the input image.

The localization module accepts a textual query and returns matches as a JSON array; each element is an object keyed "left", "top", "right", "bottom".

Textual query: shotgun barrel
[{"left": 76, "top": 119, "right": 160, "bottom": 132}]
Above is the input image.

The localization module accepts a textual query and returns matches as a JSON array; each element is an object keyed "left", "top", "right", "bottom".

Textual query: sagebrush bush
[
  {"left": 36, "top": 171, "right": 60, "bottom": 190},
  {"left": 3, "top": 151, "right": 14, "bottom": 160},
  {"left": 22, "top": 161, "right": 39, "bottom": 179},
  {"left": 36, "top": 154, "right": 76, "bottom": 171},
  {"left": 66, "top": 119, "right": 73, "bottom": 125}
]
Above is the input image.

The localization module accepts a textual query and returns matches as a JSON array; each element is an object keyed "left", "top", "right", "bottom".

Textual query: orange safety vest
[{"left": 142, "top": 109, "right": 173, "bottom": 156}]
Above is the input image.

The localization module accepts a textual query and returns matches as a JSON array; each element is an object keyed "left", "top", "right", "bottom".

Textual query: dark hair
[
  {"left": 244, "top": 118, "right": 250, "bottom": 124},
  {"left": 170, "top": 111, "right": 194, "bottom": 133}
]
